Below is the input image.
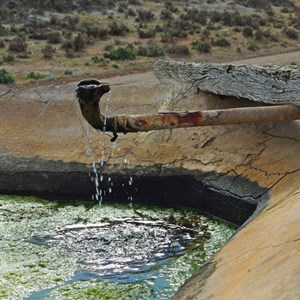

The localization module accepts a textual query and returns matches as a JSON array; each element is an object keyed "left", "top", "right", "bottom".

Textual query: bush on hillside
[
  {"left": 196, "top": 41, "right": 211, "bottom": 53},
  {"left": 137, "top": 41, "right": 164, "bottom": 57},
  {"left": 0, "top": 68, "right": 15, "bottom": 83},
  {"left": 42, "top": 44, "right": 55, "bottom": 59},
  {"left": 26, "top": 71, "right": 44, "bottom": 80},
  {"left": 137, "top": 9, "right": 155, "bottom": 22},
  {"left": 167, "top": 44, "right": 190, "bottom": 56},
  {"left": 215, "top": 37, "right": 231, "bottom": 47},
  {"left": 138, "top": 29, "right": 156, "bottom": 39},
  {"left": 9, "top": 37, "right": 27, "bottom": 52},
  {"left": 47, "top": 31, "right": 62, "bottom": 44},
  {"left": 2, "top": 54, "right": 14, "bottom": 63},
  {"left": 243, "top": 26, "right": 254, "bottom": 38},
  {"left": 285, "top": 28, "right": 299, "bottom": 39},
  {"left": 104, "top": 47, "right": 136, "bottom": 60},
  {"left": 109, "top": 21, "right": 129, "bottom": 36}
]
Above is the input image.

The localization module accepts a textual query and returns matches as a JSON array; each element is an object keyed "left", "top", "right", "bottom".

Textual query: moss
[
  {"left": 49, "top": 280, "right": 153, "bottom": 300},
  {"left": 38, "top": 262, "right": 47, "bottom": 268},
  {"left": 0, "top": 195, "right": 235, "bottom": 299}
]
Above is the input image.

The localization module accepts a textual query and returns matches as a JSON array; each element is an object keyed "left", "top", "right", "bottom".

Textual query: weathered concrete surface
[{"left": 0, "top": 61, "right": 300, "bottom": 299}]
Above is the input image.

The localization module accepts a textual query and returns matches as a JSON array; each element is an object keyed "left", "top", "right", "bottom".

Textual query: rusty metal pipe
[{"left": 76, "top": 80, "right": 300, "bottom": 141}]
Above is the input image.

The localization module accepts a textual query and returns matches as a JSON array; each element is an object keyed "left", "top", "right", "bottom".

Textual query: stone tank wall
[{"left": 0, "top": 64, "right": 299, "bottom": 299}]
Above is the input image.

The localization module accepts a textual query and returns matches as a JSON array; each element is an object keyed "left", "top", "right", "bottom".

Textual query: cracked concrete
[{"left": 0, "top": 63, "right": 299, "bottom": 299}]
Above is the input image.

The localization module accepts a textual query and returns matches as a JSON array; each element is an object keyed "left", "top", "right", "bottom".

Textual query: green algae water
[{"left": 0, "top": 195, "right": 235, "bottom": 299}]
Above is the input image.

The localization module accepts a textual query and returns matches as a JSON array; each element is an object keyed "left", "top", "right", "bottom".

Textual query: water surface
[{"left": 0, "top": 195, "right": 235, "bottom": 299}]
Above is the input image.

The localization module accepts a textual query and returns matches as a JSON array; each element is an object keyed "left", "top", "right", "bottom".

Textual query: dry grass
[{"left": 0, "top": 0, "right": 299, "bottom": 84}]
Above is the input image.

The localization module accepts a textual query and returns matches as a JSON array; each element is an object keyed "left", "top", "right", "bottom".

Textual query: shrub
[
  {"left": 60, "top": 33, "right": 86, "bottom": 56},
  {"left": 137, "top": 9, "right": 155, "bottom": 22},
  {"left": 247, "top": 43, "right": 259, "bottom": 51},
  {"left": 61, "top": 40, "right": 73, "bottom": 51},
  {"left": 62, "top": 15, "right": 79, "bottom": 28},
  {"left": 0, "top": 68, "right": 15, "bottom": 84},
  {"left": 243, "top": 26, "right": 253, "bottom": 38},
  {"left": 181, "top": 9, "right": 208, "bottom": 25},
  {"left": 18, "top": 52, "right": 29, "bottom": 59},
  {"left": 73, "top": 33, "right": 85, "bottom": 51},
  {"left": 104, "top": 44, "right": 114, "bottom": 51},
  {"left": 98, "top": 28, "right": 109, "bottom": 39},
  {"left": 273, "top": 21, "right": 283, "bottom": 29},
  {"left": 109, "top": 21, "right": 129, "bottom": 36},
  {"left": 160, "top": 9, "right": 173, "bottom": 20},
  {"left": 81, "top": 22, "right": 108, "bottom": 39},
  {"left": 196, "top": 41, "right": 211, "bottom": 53},
  {"left": 91, "top": 56, "right": 101, "bottom": 63},
  {"left": 169, "top": 19, "right": 190, "bottom": 38},
  {"left": 255, "top": 29, "right": 264, "bottom": 40},
  {"left": 28, "top": 29, "right": 48, "bottom": 40},
  {"left": 2, "top": 54, "right": 14, "bottom": 63},
  {"left": 26, "top": 71, "right": 44, "bottom": 80},
  {"left": 61, "top": 40, "right": 74, "bottom": 57},
  {"left": 285, "top": 28, "right": 298, "bottom": 39},
  {"left": 128, "top": 8, "right": 136, "bottom": 17},
  {"left": 64, "top": 69, "right": 72, "bottom": 75},
  {"left": 50, "top": 15, "right": 61, "bottom": 26},
  {"left": 104, "top": 47, "right": 136, "bottom": 60},
  {"left": 138, "top": 29, "right": 156, "bottom": 39},
  {"left": 42, "top": 44, "right": 55, "bottom": 59},
  {"left": 281, "top": 7, "right": 291, "bottom": 13},
  {"left": 47, "top": 31, "right": 62, "bottom": 44},
  {"left": 161, "top": 22, "right": 189, "bottom": 42},
  {"left": 117, "top": 2, "right": 127, "bottom": 13},
  {"left": 210, "top": 11, "right": 222, "bottom": 23},
  {"left": 215, "top": 37, "right": 231, "bottom": 47},
  {"left": 167, "top": 44, "right": 190, "bottom": 56},
  {"left": 65, "top": 48, "right": 75, "bottom": 58},
  {"left": 0, "top": 40, "right": 5, "bottom": 48},
  {"left": 137, "top": 42, "right": 164, "bottom": 57},
  {"left": 9, "top": 37, "right": 27, "bottom": 52}
]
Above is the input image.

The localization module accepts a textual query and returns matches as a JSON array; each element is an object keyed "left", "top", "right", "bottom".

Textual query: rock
[{"left": 154, "top": 60, "right": 300, "bottom": 106}]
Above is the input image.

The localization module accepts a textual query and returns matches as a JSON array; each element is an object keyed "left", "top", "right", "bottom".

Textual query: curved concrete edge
[
  {"left": 0, "top": 155, "right": 268, "bottom": 226},
  {"left": 174, "top": 172, "right": 300, "bottom": 300}
]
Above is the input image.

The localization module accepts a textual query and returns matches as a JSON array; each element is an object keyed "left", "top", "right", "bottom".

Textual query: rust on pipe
[{"left": 76, "top": 79, "right": 300, "bottom": 142}]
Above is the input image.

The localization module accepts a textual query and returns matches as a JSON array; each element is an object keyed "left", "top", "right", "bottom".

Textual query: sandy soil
[{"left": 1, "top": 50, "right": 299, "bottom": 90}]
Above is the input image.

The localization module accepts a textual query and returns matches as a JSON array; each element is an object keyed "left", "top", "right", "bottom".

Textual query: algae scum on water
[{"left": 0, "top": 195, "right": 235, "bottom": 299}]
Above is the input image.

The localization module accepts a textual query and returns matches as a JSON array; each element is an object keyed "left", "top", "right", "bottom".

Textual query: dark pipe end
[{"left": 76, "top": 79, "right": 110, "bottom": 104}]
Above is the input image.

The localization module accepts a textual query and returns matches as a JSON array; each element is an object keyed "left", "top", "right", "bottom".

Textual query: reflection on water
[
  {"left": 30, "top": 218, "right": 203, "bottom": 280},
  {"left": 0, "top": 195, "right": 236, "bottom": 299}
]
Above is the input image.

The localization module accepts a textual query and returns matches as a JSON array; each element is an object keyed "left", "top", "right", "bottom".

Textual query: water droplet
[{"left": 129, "top": 176, "right": 133, "bottom": 186}]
